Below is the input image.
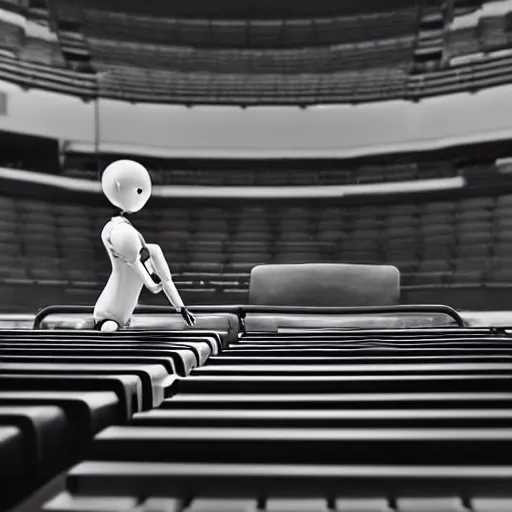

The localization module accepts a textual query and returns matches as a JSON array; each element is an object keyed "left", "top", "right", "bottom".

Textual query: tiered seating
[
  {"left": 4, "top": 43, "right": 512, "bottom": 105},
  {"left": 75, "top": 0, "right": 411, "bottom": 19},
  {"left": 445, "top": 16, "right": 512, "bottom": 61},
  {"left": 444, "top": 0, "right": 512, "bottom": 62},
  {"left": 0, "top": 18, "right": 24, "bottom": 56},
  {"left": 0, "top": 52, "right": 97, "bottom": 98},
  {"left": 63, "top": 157, "right": 458, "bottom": 186},
  {"left": 0, "top": 36, "right": 511, "bottom": 104},
  {"left": 89, "top": 34, "right": 412, "bottom": 104},
  {"left": 81, "top": 9, "right": 418, "bottom": 47},
  {"left": 2, "top": 0, "right": 512, "bottom": 102},
  {"left": 0, "top": 4, "right": 65, "bottom": 67},
  {"left": 0, "top": 191, "right": 507, "bottom": 308},
  {"left": 89, "top": 36, "right": 414, "bottom": 74},
  {"left": 96, "top": 64, "right": 408, "bottom": 104}
]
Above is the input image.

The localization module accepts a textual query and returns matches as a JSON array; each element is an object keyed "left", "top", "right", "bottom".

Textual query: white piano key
[
  {"left": 334, "top": 497, "right": 392, "bottom": 511},
  {"left": 138, "top": 497, "right": 185, "bottom": 512},
  {"left": 396, "top": 497, "right": 468, "bottom": 511},
  {"left": 265, "top": 498, "right": 330, "bottom": 511},
  {"left": 471, "top": 498, "right": 512, "bottom": 512},
  {"left": 43, "top": 491, "right": 138, "bottom": 511},
  {"left": 185, "top": 498, "right": 258, "bottom": 512}
]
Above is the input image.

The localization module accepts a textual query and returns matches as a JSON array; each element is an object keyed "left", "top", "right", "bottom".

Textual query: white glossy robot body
[
  {"left": 93, "top": 216, "right": 146, "bottom": 328},
  {"left": 93, "top": 160, "right": 195, "bottom": 332}
]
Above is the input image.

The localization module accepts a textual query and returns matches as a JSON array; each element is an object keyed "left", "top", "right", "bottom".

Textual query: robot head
[{"left": 101, "top": 160, "right": 152, "bottom": 214}]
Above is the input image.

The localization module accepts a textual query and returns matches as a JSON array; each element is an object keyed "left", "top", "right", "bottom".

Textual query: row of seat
[
  {"left": 0, "top": 46, "right": 509, "bottom": 105},
  {"left": 1, "top": 38, "right": 512, "bottom": 104},
  {"left": 0, "top": 192, "right": 507, "bottom": 296},
  {"left": 79, "top": 8, "right": 419, "bottom": 48},
  {"left": 63, "top": 156, "right": 459, "bottom": 186},
  {"left": 89, "top": 36, "right": 415, "bottom": 74},
  {"left": 93, "top": 63, "right": 409, "bottom": 105},
  {"left": 446, "top": 14, "right": 512, "bottom": 61},
  {"left": 73, "top": 0, "right": 417, "bottom": 19},
  {"left": 4, "top": 0, "right": 512, "bottom": 104},
  {"left": 0, "top": 13, "right": 64, "bottom": 68}
]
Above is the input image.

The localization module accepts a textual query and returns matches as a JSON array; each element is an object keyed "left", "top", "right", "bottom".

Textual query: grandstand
[
  {"left": 0, "top": 0, "right": 511, "bottom": 103},
  {"left": 3, "top": 0, "right": 512, "bottom": 511}
]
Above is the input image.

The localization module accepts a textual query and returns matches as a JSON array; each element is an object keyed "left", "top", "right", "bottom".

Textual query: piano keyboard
[{"left": 2, "top": 328, "right": 512, "bottom": 511}]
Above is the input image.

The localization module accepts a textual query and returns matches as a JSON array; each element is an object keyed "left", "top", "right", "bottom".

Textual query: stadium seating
[
  {"left": 2, "top": 38, "right": 512, "bottom": 105},
  {"left": 445, "top": 1, "right": 512, "bottom": 63},
  {"left": 63, "top": 154, "right": 460, "bottom": 186},
  {"left": 2, "top": 0, "right": 512, "bottom": 104},
  {"left": 88, "top": 37, "right": 415, "bottom": 74},
  {"left": 0, "top": 189, "right": 505, "bottom": 310},
  {"left": 80, "top": 9, "right": 419, "bottom": 48},
  {"left": 72, "top": 0, "right": 414, "bottom": 19}
]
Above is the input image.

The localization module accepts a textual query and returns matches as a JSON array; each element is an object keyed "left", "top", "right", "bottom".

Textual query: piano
[{"left": 2, "top": 264, "right": 512, "bottom": 512}]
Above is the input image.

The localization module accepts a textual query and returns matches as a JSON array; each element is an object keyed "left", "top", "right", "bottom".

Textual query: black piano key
[
  {"left": 191, "top": 363, "right": 512, "bottom": 376},
  {"left": 162, "top": 393, "right": 512, "bottom": 411},
  {"left": 130, "top": 408, "right": 512, "bottom": 429},
  {"left": 0, "top": 425, "right": 28, "bottom": 509},
  {"left": 0, "top": 345, "right": 198, "bottom": 376},
  {"left": 164, "top": 341, "right": 213, "bottom": 365},
  {"left": 90, "top": 426, "right": 512, "bottom": 465},
  {"left": 231, "top": 340, "right": 506, "bottom": 347},
  {"left": 0, "top": 406, "right": 69, "bottom": 481},
  {"left": 223, "top": 344, "right": 512, "bottom": 352},
  {"left": 218, "top": 348, "right": 512, "bottom": 357},
  {"left": 207, "top": 355, "right": 512, "bottom": 365},
  {"left": 171, "top": 374, "right": 512, "bottom": 395},
  {"left": 0, "top": 354, "right": 179, "bottom": 376},
  {"left": 66, "top": 461, "right": 512, "bottom": 497},
  {"left": 0, "top": 374, "right": 142, "bottom": 419},
  {"left": 0, "top": 331, "right": 223, "bottom": 354},
  {"left": 0, "top": 391, "right": 120, "bottom": 448},
  {"left": 0, "top": 363, "right": 167, "bottom": 409}
]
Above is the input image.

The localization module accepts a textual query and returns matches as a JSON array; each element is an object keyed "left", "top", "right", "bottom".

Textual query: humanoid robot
[{"left": 93, "top": 159, "right": 196, "bottom": 332}]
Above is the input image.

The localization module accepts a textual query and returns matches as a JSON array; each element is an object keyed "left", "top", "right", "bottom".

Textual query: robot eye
[{"left": 137, "top": 188, "right": 143, "bottom": 194}]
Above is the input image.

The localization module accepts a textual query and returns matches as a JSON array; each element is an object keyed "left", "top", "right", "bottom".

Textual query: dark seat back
[{"left": 248, "top": 263, "right": 400, "bottom": 307}]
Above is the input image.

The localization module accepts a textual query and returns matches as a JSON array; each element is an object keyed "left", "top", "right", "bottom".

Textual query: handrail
[{"left": 32, "top": 303, "right": 466, "bottom": 329}]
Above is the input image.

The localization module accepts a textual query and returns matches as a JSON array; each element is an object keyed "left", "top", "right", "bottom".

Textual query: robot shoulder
[{"left": 108, "top": 222, "right": 143, "bottom": 263}]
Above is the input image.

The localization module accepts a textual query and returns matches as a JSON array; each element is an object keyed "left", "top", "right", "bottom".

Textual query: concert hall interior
[{"left": 2, "top": 0, "right": 512, "bottom": 511}]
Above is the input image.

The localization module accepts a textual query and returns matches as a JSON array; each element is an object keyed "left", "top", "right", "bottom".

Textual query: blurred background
[{"left": 0, "top": 0, "right": 511, "bottom": 312}]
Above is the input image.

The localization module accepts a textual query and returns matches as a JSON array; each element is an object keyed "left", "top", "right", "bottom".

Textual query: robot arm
[
  {"left": 146, "top": 243, "right": 196, "bottom": 326},
  {"left": 109, "top": 224, "right": 162, "bottom": 294},
  {"left": 132, "top": 260, "right": 163, "bottom": 294}
]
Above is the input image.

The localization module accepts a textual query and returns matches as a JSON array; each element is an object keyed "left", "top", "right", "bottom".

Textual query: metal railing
[{"left": 33, "top": 303, "right": 466, "bottom": 330}]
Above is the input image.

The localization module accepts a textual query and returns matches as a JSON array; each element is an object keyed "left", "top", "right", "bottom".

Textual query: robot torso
[{"left": 93, "top": 216, "right": 147, "bottom": 326}]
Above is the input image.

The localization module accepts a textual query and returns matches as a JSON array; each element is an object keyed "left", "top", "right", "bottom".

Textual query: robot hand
[{"left": 179, "top": 307, "right": 196, "bottom": 327}]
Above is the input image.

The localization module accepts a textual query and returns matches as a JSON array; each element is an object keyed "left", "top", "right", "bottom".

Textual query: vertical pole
[{"left": 95, "top": 75, "right": 101, "bottom": 179}]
